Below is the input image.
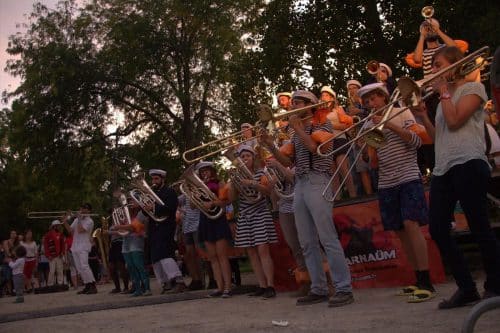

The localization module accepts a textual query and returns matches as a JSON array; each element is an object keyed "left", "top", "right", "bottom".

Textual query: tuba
[
  {"left": 178, "top": 165, "right": 225, "bottom": 220},
  {"left": 224, "top": 149, "right": 262, "bottom": 203},
  {"left": 255, "top": 145, "right": 294, "bottom": 199},
  {"left": 92, "top": 217, "right": 110, "bottom": 271},
  {"left": 129, "top": 177, "right": 168, "bottom": 222},
  {"left": 111, "top": 194, "right": 132, "bottom": 236}
]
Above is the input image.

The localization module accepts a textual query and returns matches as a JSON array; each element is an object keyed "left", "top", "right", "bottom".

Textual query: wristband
[{"left": 439, "top": 92, "right": 451, "bottom": 100}]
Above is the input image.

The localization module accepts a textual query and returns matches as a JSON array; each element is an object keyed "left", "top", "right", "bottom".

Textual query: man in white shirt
[{"left": 63, "top": 203, "right": 97, "bottom": 294}]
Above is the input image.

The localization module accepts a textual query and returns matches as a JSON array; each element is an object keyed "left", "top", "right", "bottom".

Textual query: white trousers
[
  {"left": 152, "top": 258, "right": 182, "bottom": 286},
  {"left": 48, "top": 256, "right": 64, "bottom": 286},
  {"left": 72, "top": 250, "right": 95, "bottom": 284}
]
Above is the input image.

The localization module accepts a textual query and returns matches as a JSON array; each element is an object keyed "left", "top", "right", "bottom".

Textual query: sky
[{"left": 0, "top": 0, "right": 59, "bottom": 107}]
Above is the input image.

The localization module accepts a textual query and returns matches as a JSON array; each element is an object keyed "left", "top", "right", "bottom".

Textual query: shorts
[
  {"left": 183, "top": 231, "right": 199, "bottom": 246},
  {"left": 332, "top": 138, "right": 349, "bottom": 158},
  {"left": 198, "top": 214, "right": 232, "bottom": 244},
  {"left": 378, "top": 179, "right": 428, "bottom": 231},
  {"left": 109, "top": 241, "right": 125, "bottom": 263}
]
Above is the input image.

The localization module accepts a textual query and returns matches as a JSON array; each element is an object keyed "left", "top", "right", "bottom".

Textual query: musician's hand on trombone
[
  {"left": 258, "top": 129, "right": 274, "bottom": 148},
  {"left": 410, "top": 102, "right": 428, "bottom": 120},
  {"left": 289, "top": 115, "right": 304, "bottom": 131}
]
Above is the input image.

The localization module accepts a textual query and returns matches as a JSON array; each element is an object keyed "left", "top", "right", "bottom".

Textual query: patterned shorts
[{"left": 378, "top": 180, "right": 429, "bottom": 231}]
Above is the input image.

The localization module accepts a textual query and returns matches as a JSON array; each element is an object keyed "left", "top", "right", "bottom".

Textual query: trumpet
[
  {"left": 421, "top": 6, "right": 434, "bottom": 19},
  {"left": 420, "top": 6, "right": 436, "bottom": 34},
  {"left": 366, "top": 60, "right": 380, "bottom": 75},
  {"left": 27, "top": 211, "right": 99, "bottom": 219}
]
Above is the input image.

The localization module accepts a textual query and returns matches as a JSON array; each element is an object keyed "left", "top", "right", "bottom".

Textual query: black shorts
[
  {"left": 109, "top": 241, "right": 125, "bottom": 263},
  {"left": 332, "top": 138, "right": 349, "bottom": 158},
  {"left": 184, "top": 231, "right": 199, "bottom": 246}
]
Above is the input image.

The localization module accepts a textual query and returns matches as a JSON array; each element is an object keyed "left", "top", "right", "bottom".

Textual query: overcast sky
[{"left": 0, "top": 0, "right": 59, "bottom": 107}]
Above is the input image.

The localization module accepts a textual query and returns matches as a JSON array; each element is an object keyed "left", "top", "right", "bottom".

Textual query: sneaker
[
  {"left": 328, "top": 291, "right": 354, "bottom": 307},
  {"left": 77, "top": 286, "right": 89, "bottom": 295},
  {"left": 222, "top": 290, "right": 232, "bottom": 298},
  {"left": 296, "top": 293, "right": 328, "bottom": 306},
  {"left": 109, "top": 288, "right": 121, "bottom": 294},
  {"left": 262, "top": 287, "right": 276, "bottom": 299},
  {"left": 168, "top": 282, "right": 186, "bottom": 294},
  {"left": 188, "top": 280, "right": 204, "bottom": 291},
  {"left": 248, "top": 287, "right": 266, "bottom": 297},
  {"left": 207, "top": 290, "right": 223, "bottom": 298},
  {"left": 130, "top": 291, "right": 143, "bottom": 297},
  {"left": 438, "top": 289, "right": 480, "bottom": 309},
  {"left": 142, "top": 290, "right": 152, "bottom": 296},
  {"left": 85, "top": 284, "right": 98, "bottom": 295},
  {"left": 161, "top": 282, "right": 172, "bottom": 294}
]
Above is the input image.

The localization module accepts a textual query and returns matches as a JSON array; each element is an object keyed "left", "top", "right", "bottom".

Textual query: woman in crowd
[{"left": 20, "top": 230, "right": 39, "bottom": 292}]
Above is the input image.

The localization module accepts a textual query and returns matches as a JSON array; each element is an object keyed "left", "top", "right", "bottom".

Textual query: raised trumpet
[
  {"left": 366, "top": 60, "right": 380, "bottom": 75},
  {"left": 421, "top": 6, "right": 434, "bottom": 19}
]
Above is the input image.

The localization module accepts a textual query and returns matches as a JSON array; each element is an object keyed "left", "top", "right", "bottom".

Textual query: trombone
[
  {"left": 316, "top": 46, "right": 490, "bottom": 156},
  {"left": 27, "top": 211, "right": 99, "bottom": 219},
  {"left": 182, "top": 101, "right": 328, "bottom": 164}
]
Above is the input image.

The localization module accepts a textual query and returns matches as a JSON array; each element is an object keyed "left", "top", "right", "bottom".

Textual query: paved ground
[{"left": 0, "top": 273, "right": 499, "bottom": 333}]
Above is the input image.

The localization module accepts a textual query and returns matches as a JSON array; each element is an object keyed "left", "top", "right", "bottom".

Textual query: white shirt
[
  {"left": 9, "top": 258, "right": 25, "bottom": 275},
  {"left": 70, "top": 216, "right": 94, "bottom": 252},
  {"left": 20, "top": 241, "right": 38, "bottom": 259}
]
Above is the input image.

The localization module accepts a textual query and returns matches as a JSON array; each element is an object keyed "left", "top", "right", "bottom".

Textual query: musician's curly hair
[{"left": 432, "top": 46, "right": 465, "bottom": 79}]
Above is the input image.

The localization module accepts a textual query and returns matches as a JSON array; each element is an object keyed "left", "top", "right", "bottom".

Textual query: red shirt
[{"left": 43, "top": 230, "right": 66, "bottom": 259}]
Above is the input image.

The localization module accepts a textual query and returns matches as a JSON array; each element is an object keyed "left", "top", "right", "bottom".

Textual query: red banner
[{"left": 333, "top": 198, "right": 446, "bottom": 289}]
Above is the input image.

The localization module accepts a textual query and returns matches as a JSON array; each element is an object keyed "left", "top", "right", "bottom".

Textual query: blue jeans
[
  {"left": 429, "top": 159, "right": 500, "bottom": 294},
  {"left": 294, "top": 172, "right": 352, "bottom": 295}
]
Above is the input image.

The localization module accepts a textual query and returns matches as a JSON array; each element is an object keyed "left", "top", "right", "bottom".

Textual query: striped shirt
[
  {"left": 423, "top": 44, "right": 445, "bottom": 77},
  {"left": 178, "top": 194, "right": 200, "bottom": 234},
  {"left": 292, "top": 121, "right": 333, "bottom": 177},
  {"left": 373, "top": 108, "right": 422, "bottom": 189},
  {"left": 235, "top": 169, "right": 277, "bottom": 247}
]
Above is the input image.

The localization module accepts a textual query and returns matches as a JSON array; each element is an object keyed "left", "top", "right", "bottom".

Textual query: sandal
[
  {"left": 407, "top": 289, "right": 435, "bottom": 303},
  {"left": 396, "top": 285, "right": 418, "bottom": 296}
]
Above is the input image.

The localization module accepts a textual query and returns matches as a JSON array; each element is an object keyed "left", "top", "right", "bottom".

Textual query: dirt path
[{"left": 1, "top": 275, "right": 499, "bottom": 332}]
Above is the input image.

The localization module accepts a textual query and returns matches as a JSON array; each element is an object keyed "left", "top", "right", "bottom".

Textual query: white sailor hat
[
  {"left": 320, "top": 86, "right": 336, "bottom": 98},
  {"left": 277, "top": 92, "right": 292, "bottom": 99},
  {"left": 346, "top": 80, "right": 362, "bottom": 89},
  {"left": 51, "top": 220, "right": 62, "bottom": 228},
  {"left": 195, "top": 161, "right": 215, "bottom": 171},
  {"left": 358, "top": 83, "right": 390, "bottom": 99},
  {"left": 240, "top": 122, "right": 252, "bottom": 129},
  {"left": 292, "top": 90, "right": 318, "bottom": 104},
  {"left": 379, "top": 63, "right": 393, "bottom": 77},
  {"left": 149, "top": 169, "right": 167, "bottom": 177},
  {"left": 236, "top": 144, "right": 256, "bottom": 156}
]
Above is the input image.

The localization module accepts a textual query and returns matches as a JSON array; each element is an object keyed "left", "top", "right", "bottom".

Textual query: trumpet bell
[
  {"left": 421, "top": 6, "right": 434, "bottom": 19},
  {"left": 366, "top": 60, "right": 380, "bottom": 75}
]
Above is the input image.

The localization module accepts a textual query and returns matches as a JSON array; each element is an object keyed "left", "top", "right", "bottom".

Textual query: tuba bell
[
  {"left": 178, "top": 165, "right": 225, "bottom": 220},
  {"left": 129, "top": 177, "right": 168, "bottom": 222},
  {"left": 111, "top": 194, "right": 132, "bottom": 236}
]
